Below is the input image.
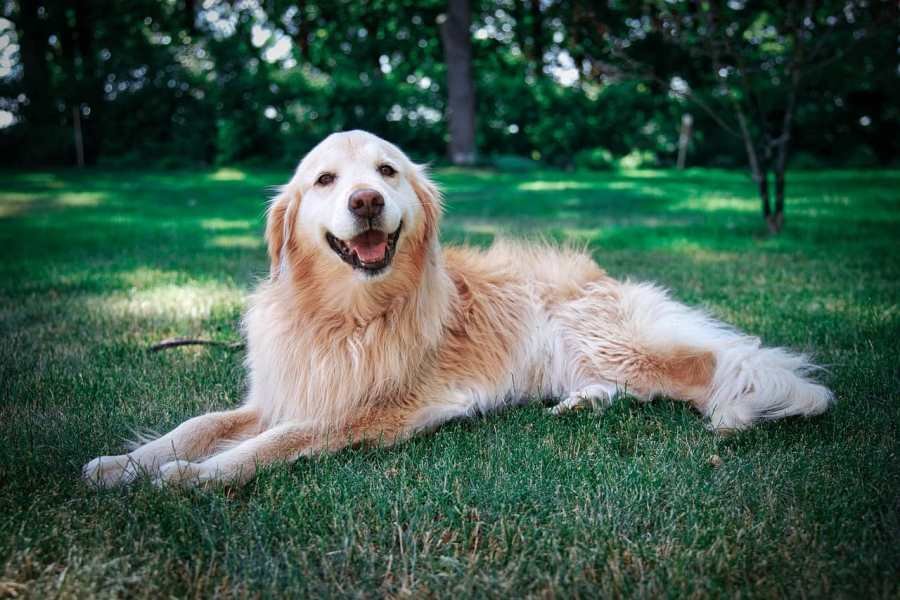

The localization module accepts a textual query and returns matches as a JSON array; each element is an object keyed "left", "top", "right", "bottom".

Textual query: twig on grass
[{"left": 149, "top": 337, "right": 246, "bottom": 352}]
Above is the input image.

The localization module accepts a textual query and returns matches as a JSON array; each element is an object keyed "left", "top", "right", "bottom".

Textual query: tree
[
  {"left": 439, "top": 0, "right": 476, "bottom": 165},
  {"left": 567, "top": 0, "right": 895, "bottom": 233},
  {"left": 1, "top": 1, "right": 893, "bottom": 174}
]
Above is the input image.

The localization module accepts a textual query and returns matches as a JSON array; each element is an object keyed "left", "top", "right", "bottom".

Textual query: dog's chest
[{"left": 247, "top": 305, "right": 428, "bottom": 425}]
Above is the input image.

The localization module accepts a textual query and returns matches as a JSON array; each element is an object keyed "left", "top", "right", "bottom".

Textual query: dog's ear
[
  {"left": 265, "top": 187, "right": 300, "bottom": 278},
  {"left": 407, "top": 164, "right": 443, "bottom": 240}
]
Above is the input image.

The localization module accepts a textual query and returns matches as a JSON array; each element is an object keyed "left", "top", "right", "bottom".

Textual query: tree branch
[
  {"left": 605, "top": 43, "right": 742, "bottom": 139},
  {"left": 149, "top": 338, "right": 246, "bottom": 352}
]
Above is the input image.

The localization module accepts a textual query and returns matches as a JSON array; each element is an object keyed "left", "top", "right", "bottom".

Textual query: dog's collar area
[{"left": 325, "top": 221, "right": 402, "bottom": 275}]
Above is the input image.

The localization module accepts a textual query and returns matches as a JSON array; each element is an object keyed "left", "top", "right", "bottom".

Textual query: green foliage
[
  {"left": 1, "top": 166, "right": 899, "bottom": 595},
  {"left": 617, "top": 149, "right": 657, "bottom": 170},
  {"left": 574, "top": 147, "right": 615, "bottom": 171},
  {"left": 574, "top": 148, "right": 658, "bottom": 171},
  {"left": 789, "top": 151, "right": 826, "bottom": 170},
  {"left": 490, "top": 154, "right": 540, "bottom": 172},
  {"left": 843, "top": 145, "right": 880, "bottom": 169},
  {"left": 0, "top": 1, "right": 893, "bottom": 168}
]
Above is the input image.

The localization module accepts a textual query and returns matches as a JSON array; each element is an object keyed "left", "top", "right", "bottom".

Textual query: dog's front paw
[
  {"left": 82, "top": 454, "right": 138, "bottom": 487},
  {"left": 154, "top": 460, "right": 207, "bottom": 487}
]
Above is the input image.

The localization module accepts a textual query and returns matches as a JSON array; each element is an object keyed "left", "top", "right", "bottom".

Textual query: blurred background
[{"left": 0, "top": 0, "right": 896, "bottom": 173}]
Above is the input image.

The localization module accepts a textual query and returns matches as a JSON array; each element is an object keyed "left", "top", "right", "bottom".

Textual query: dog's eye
[
  {"left": 316, "top": 172, "right": 335, "bottom": 186},
  {"left": 378, "top": 164, "right": 397, "bottom": 177}
]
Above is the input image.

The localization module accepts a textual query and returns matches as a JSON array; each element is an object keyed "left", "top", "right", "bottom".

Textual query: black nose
[{"left": 348, "top": 188, "right": 384, "bottom": 219}]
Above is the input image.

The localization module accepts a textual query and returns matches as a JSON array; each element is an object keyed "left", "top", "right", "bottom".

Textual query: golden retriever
[{"left": 83, "top": 130, "right": 833, "bottom": 487}]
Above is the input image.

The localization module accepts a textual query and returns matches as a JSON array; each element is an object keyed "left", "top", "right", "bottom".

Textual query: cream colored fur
[{"left": 83, "top": 130, "right": 834, "bottom": 488}]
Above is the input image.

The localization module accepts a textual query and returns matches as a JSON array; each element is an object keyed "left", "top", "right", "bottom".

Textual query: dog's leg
[
  {"left": 154, "top": 409, "right": 414, "bottom": 487},
  {"left": 82, "top": 408, "right": 259, "bottom": 487},
  {"left": 549, "top": 383, "right": 618, "bottom": 416},
  {"left": 154, "top": 420, "right": 316, "bottom": 486},
  {"left": 155, "top": 386, "right": 552, "bottom": 487},
  {"left": 557, "top": 280, "right": 833, "bottom": 431}
]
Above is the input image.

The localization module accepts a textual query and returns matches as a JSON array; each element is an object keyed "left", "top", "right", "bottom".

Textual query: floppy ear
[
  {"left": 265, "top": 187, "right": 300, "bottom": 278},
  {"left": 407, "top": 164, "right": 443, "bottom": 240}
]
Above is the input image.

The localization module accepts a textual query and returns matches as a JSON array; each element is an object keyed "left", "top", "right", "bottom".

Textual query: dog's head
[{"left": 266, "top": 130, "right": 441, "bottom": 283}]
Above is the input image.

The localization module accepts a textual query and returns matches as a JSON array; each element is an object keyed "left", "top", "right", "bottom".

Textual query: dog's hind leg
[
  {"left": 552, "top": 280, "right": 833, "bottom": 431},
  {"left": 82, "top": 407, "right": 260, "bottom": 487},
  {"left": 549, "top": 383, "right": 618, "bottom": 415}
]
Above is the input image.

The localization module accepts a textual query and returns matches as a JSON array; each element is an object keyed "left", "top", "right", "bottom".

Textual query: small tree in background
[{"left": 570, "top": 0, "right": 894, "bottom": 233}]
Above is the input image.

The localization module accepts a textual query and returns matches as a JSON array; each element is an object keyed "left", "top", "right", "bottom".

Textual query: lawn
[{"left": 1, "top": 166, "right": 898, "bottom": 598}]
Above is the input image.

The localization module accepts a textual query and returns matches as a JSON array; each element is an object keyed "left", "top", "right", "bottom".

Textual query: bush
[
  {"left": 617, "top": 149, "right": 658, "bottom": 170},
  {"left": 843, "top": 145, "right": 879, "bottom": 168},
  {"left": 574, "top": 147, "right": 615, "bottom": 171},
  {"left": 491, "top": 154, "right": 540, "bottom": 172},
  {"left": 790, "top": 151, "right": 825, "bottom": 170}
]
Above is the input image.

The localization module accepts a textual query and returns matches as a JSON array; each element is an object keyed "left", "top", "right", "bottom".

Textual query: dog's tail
[
  {"left": 620, "top": 282, "right": 834, "bottom": 431},
  {"left": 702, "top": 338, "right": 834, "bottom": 431}
]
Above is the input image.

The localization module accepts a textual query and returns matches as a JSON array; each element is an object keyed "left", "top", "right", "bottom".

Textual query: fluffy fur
[{"left": 83, "top": 130, "right": 834, "bottom": 487}]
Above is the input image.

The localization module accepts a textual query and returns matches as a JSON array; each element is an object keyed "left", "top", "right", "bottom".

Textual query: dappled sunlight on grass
[
  {"left": 559, "top": 226, "right": 604, "bottom": 243},
  {"left": 200, "top": 218, "right": 255, "bottom": 231},
  {"left": 603, "top": 181, "right": 666, "bottom": 197},
  {"left": 91, "top": 281, "right": 243, "bottom": 321},
  {"left": 0, "top": 190, "right": 107, "bottom": 217},
  {"left": 84, "top": 267, "right": 246, "bottom": 325},
  {"left": 605, "top": 181, "right": 637, "bottom": 191},
  {"left": 208, "top": 168, "right": 248, "bottom": 181},
  {"left": 0, "top": 192, "right": 41, "bottom": 218},
  {"left": 57, "top": 192, "right": 106, "bottom": 208},
  {"left": 616, "top": 169, "right": 672, "bottom": 179},
  {"left": 118, "top": 266, "right": 189, "bottom": 288},
  {"left": 15, "top": 172, "right": 66, "bottom": 187},
  {"left": 208, "top": 234, "right": 264, "bottom": 249},
  {"left": 456, "top": 220, "right": 500, "bottom": 236},
  {"left": 518, "top": 180, "right": 597, "bottom": 191},
  {"left": 664, "top": 239, "right": 741, "bottom": 263},
  {"left": 669, "top": 194, "right": 757, "bottom": 213}
]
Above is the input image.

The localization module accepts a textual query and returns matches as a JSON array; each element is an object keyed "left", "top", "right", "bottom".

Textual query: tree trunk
[
  {"left": 733, "top": 107, "right": 774, "bottom": 227},
  {"left": 769, "top": 70, "right": 799, "bottom": 235},
  {"left": 185, "top": 0, "right": 196, "bottom": 34},
  {"left": 770, "top": 168, "right": 785, "bottom": 234},
  {"left": 771, "top": 134, "right": 790, "bottom": 234},
  {"left": 60, "top": 0, "right": 100, "bottom": 165},
  {"left": 296, "top": 4, "right": 310, "bottom": 60},
  {"left": 676, "top": 113, "right": 693, "bottom": 169},
  {"left": 759, "top": 170, "right": 771, "bottom": 219},
  {"left": 72, "top": 106, "right": 85, "bottom": 167},
  {"left": 439, "top": 0, "right": 476, "bottom": 165}
]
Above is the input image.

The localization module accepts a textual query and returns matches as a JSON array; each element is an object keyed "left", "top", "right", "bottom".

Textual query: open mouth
[{"left": 325, "top": 222, "right": 402, "bottom": 274}]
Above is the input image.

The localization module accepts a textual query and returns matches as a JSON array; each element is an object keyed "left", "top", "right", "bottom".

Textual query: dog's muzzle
[{"left": 325, "top": 221, "right": 402, "bottom": 275}]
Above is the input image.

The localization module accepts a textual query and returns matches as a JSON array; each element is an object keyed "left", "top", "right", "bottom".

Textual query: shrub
[
  {"left": 790, "top": 151, "right": 825, "bottom": 170},
  {"left": 491, "top": 154, "right": 540, "bottom": 172},
  {"left": 843, "top": 145, "right": 879, "bottom": 168},
  {"left": 617, "top": 149, "right": 658, "bottom": 170},
  {"left": 573, "top": 147, "right": 615, "bottom": 171}
]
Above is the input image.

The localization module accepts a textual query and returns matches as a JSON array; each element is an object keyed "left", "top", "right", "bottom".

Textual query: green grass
[{"left": 1, "top": 166, "right": 898, "bottom": 598}]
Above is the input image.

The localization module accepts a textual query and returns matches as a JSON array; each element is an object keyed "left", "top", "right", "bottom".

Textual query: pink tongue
[{"left": 349, "top": 230, "right": 388, "bottom": 263}]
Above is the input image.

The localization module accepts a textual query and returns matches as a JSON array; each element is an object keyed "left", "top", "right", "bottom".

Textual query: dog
[{"left": 83, "top": 130, "right": 834, "bottom": 487}]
